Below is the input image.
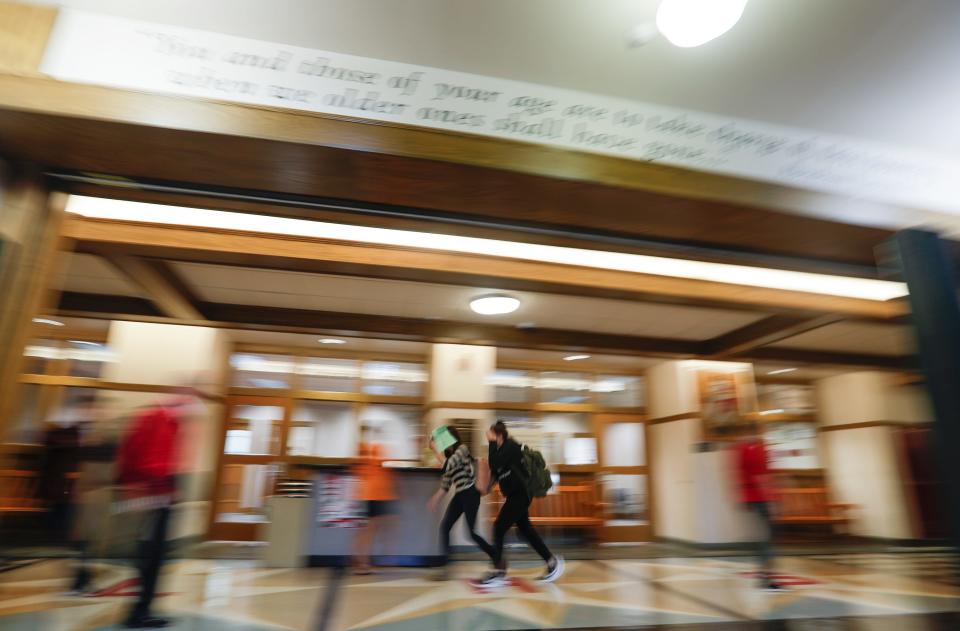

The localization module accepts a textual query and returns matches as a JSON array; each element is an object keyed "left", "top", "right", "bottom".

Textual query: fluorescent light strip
[{"left": 66, "top": 196, "right": 908, "bottom": 301}]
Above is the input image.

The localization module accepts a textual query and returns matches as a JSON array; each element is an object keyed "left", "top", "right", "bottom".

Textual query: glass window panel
[
  {"left": 603, "top": 474, "right": 648, "bottom": 525},
  {"left": 226, "top": 405, "right": 284, "bottom": 455},
  {"left": 764, "top": 422, "right": 820, "bottom": 469},
  {"left": 494, "top": 409, "right": 543, "bottom": 455},
  {"left": 757, "top": 384, "right": 816, "bottom": 416},
  {"left": 10, "top": 384, "right": 42, "bottom": 443},
  {"left": 230, "top": 354, "right": 294, "bottom": 389},
  {"left": 541, "top": 413, "right": 592, "bottom": 466},
  {"left": 64, "top": 340, "right": 113, "bottom": 378},
  {"left": 361, "top": 362, "right": 426, "bottom": 397},
  {"left": 488, "top": 369, "right": 534, "bottom": 402},
  {"left": 595, "top": 375, "right": 644, "bottom": 408},
  {"left": 359, "top": 404, "right": 421, "bottom": 460},
  {"left": 215, "top": 463, "right": 276, "bottom": 524},
  {"left": 22, "top": 339, "right": 60, "bottom": 375},
  {"left": 603, "top": 422, "right": 646, "bottom": 467},
  {"left": 298, "top": 358, "right": 359, "bottom": 392},
  {"left": 288, "top": 401, "right": 355, "bottom": 458},
  {"left": 538, "top": 371, "right": 592, "bottom": 404}
]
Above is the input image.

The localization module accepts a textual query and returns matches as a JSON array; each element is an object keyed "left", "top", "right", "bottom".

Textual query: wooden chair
[
  {"left": 0, "top": 469, "right": 47, "bottom": 514},
  {"left": 773, "top": 487, "right": 854, "bottom": 531}
]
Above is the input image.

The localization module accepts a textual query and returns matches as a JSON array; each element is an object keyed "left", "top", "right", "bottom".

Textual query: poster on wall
[
  {"left": 314, "top": 472, "right": 364, "bottom": 528},
  {"left": 698, "top": 371, "right": 755, "bottom": 440}
]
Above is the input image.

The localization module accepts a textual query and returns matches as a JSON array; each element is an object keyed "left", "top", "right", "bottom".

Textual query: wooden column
[{"left": 0, "top": 161, "right": 66, "bottom": 440}]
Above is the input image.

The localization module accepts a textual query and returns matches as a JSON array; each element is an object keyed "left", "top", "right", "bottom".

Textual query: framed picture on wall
[{"left": 698, "top": 371, "right": 755, "bottom": 440}]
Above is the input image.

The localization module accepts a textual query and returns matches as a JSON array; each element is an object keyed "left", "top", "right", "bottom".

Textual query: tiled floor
[{"left": 0, "top": 553, "right": 958, "bottom": 630}]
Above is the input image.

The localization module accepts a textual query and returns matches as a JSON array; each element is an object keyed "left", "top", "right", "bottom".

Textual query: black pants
[
  {"left": 492, "top": 492, "right": 552, "bottom": 570},
  {"left": 440, "top": 487, "right": 495, "bottom": 562},
  {"left": 746, "top": 501, "right": 775, "bottom": 579},
  {"left": 129, "top": 506, "right": 171, "bottom": 621}
]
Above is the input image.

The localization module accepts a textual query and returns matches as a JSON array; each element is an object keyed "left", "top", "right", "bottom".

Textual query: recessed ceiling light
[
  {"left": 767, "top": 368, "right": 797, "bottom": 376},
  {"left": 563, "top": 354, "right": 591, "bottom": 361},
  {"left": 319, "top": 338, "right": 346, "bottom": 345},
  {"left": 656, "top": 0, "right": 749, "bottom": 48},
  {"left": 33, "top": 317, "right": 64, "bottom": 327},
  {"left": 470, "top": 294, "right": 520, "bottom": 315}
]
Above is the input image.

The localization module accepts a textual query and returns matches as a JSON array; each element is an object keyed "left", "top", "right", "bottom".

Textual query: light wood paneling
[
  {"left": 62, "top": 217, "right": 905, "bottom": 319},
  {"left": 0, "top": 3, "right": 56, "bottom": 76}
]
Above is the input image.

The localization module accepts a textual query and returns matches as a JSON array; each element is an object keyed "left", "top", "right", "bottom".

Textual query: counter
[{"left": 284, "top": 463, "right": 445, "bottom": 567}]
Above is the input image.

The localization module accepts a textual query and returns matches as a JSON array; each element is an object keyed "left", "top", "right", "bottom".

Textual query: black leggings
[
  {"left": 492, "top": 492, "right": 552, "bottom": 570},
  {"left": 440, "top": 487, "right": 495, "bottom": 561},
  {"left": 130, "top": 506, "right": 171, "bottom": 620}
]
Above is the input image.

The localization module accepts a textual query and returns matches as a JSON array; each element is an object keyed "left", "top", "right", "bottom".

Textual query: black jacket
[{"left": 488, "top": 438, "right": 525, "bottom": 498}]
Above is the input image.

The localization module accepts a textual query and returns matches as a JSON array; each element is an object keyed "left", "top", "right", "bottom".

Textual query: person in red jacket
[
  {"left": 734, "top": 424, "right": 784, "bottom": 592},
  {"left": 115, "top": 397, "right": 188, "bottom": 629}
]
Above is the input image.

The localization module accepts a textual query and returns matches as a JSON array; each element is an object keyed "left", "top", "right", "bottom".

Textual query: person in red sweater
[
  {"left": 115, "top": 396, "right": 188, "bottom": 629},
  {"left": 734, "top": 424, "right": 784, "bottom": 592}
]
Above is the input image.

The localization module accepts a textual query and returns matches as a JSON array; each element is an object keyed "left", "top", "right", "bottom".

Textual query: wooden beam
[
  {"left": 63, "top": 217, "right": 906, "bottom": 319},
  {"left": 704, "top": 314, "right": 844, "bottom": 357},
  {"left": 0, "top": 71, "right": 903, "bottom": 272},
  {"left": 98, "top": 253, "right": 205, "bottom": 320},
  {"left": 55, "top": 291, "right": 912, "bottom": 369},
  {"left": 742, "top": 346, "right": 911, "bottom": 370}
]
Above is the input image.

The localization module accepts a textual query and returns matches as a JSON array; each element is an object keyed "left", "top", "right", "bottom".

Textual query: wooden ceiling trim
[
  {"left": 62, "top": 217, "right": 906, "bottom": 319},
  {"left": 704, "top": 314, "right": 845, "bottom": 358},
  {"left": 55, "top": 291, "right": 911, "bottom": 369},
  {"left": 0, "top": 71, "right": 901, "bottom": 269}
]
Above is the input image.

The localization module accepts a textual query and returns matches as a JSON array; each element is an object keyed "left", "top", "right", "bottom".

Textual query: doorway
[{"left": 595, "top": 413, "right": 651, "bottom": 542}]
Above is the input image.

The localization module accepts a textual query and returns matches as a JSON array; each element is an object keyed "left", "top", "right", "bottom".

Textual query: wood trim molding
[
  {"left": 647, "top": 412, "right": 700, "bottom": 425},
  {"left": 0, "top": 3, "right": 57, "bottom": 76},
  {"left": 57, "top": 292, "right": 913, "bottom": 370},
  {"left": 62, "top": 217, "right": 905, "bottom": 319},
  {"left": 423, "top": 401, "right": 499, "bottom": 412},
  {"left": 704, "top": 314, "right": 843, "bottom": 358},
  {"left": 18, "top": 374, "right": 182, "bottom": 393},
  {"left": 818, "top": 420, "right": 924, "bottom": 432}
]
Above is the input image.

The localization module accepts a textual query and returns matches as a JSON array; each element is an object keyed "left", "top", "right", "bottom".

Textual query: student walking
[
  {"left": 426, "top": 426, "right": 495, "bottom": 578},
  {"left": 734, "top": 424, "right": 785, "bottom": 592},
  {"left": 475, "top": 421, "right": 563, "bottom": 588},
  {"left": 352, "top": 423, "right": 396, "bottom": 575}
]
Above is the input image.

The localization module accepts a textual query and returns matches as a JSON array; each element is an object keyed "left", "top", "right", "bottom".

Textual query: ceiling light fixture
[
  {"left": 470, "top": 294, "right": 520, "bottom": 315},
  {"left": 656, "top": 0, "right": 748, "bottom": 48},
  {"left": 33, "top": 317, "right": 65, "bottom": 327},
  {"left": 563, "top": 354, "right": 591, "bottom": 361},
  {"left": 767, "top": 368, "right": 798, "bottom": 376},
  {"left": 759, "top": 408, "right": 786, "bottom": 416},
  {"left": 64, "top": 196, "right": 908, "bottom": 302},
  {"left": 318, "top": 338, "right": 347, "bottom": 345},
  {"left": 68, "top": 340, "right": 101, "bottom": 347}
]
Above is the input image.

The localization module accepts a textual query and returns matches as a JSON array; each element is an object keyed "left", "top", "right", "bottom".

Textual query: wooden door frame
[
  {"left": 207, "top": 394, "right": 291, "bottom": 541},
  {"left": 594, "top": 412, "right": 652, "bottom": 542}
]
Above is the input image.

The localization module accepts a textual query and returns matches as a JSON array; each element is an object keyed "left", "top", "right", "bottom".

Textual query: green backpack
[{"left": 520, "top": 444, "right": 553, "bottom": 498}]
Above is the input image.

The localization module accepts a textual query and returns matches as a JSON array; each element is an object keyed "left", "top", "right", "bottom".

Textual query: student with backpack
[
  {"left": 426, "top": 426, "right": 495, "bottom": 579},
  {"left": 475, "top": 421, "right": 564, "bottom": 588}
]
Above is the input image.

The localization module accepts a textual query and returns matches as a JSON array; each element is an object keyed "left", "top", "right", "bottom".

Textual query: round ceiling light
[
  {"left": 563, "top": 354, "right": 591, "bottom": 361},
  {"left": 318, "top": 338, "right": 346, "bottom": 345},
  {"left": 470, "top": 294, "right": 520, "bottom": 316},
  {"left": 656, "top": 0, "right": 748, "bottom": 48}
]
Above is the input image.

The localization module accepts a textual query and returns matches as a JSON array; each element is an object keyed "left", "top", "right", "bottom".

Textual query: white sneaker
[
  {"left": 539, "top": 556, "right": 565, "bottom": 583},
  {"left": 472, "top": 571, "right": 509, "bottom": 589}
]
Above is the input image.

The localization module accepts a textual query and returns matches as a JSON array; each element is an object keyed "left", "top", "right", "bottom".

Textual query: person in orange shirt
[{"left": 352, "top": 423, "right": 396, "bottom": 575}]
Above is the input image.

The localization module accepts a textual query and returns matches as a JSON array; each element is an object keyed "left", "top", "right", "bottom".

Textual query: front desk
[{"left": 281, "top": 464, "right": 445, "bottom": 567}]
